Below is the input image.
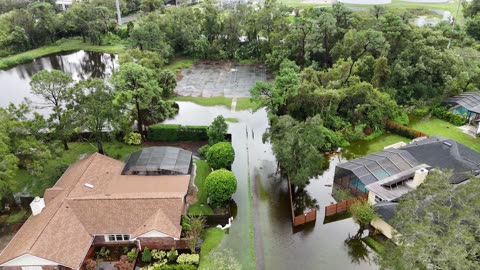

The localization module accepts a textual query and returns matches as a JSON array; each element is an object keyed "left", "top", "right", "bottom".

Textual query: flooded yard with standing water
[{"left": 0, "top": 51, "right": 381, "bottom": 270}]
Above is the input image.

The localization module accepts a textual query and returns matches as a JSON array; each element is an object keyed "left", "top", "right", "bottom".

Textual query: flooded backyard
[{"left": 0, "top": 52, "right": 381, "bottom": 270}]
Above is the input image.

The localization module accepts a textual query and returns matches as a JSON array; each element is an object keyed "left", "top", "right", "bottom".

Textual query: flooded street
[{"left": 164, "top": 102, "right": 378, "bottom": 270}]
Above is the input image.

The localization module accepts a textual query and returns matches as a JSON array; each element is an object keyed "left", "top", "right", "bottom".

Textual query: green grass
[
  {"left": 188, "top": 159, "right": 214, "bottom": 215},
  {"left": 247, "top": 176, "right": 256, "bottom": 269},
  {"left": 198, "top": 228, "right": 226, "bottom": 270},
  {"left": 165, "top": 57, "right": 197, "bottom": 74},
  {"left": 11, "top": 141, "right": 142, "bottom": 196},
  {"left": 6, "top": 210, "right": 27, "bottom": 224},
  {"left": 174, "top": 96, "right": 233, "bottom": 109},
  {"left": 0, "top": 38, "right": 128, "bottom": 70},
  {"left": 225, "top": 118, "right": 239, "bottom": 123},
  {"left": 409, "top": 117, "right": 480, "bottom": 152},
  {"left": 362, "top": 236, "right": 386, "bottom": 254},
  {"left": 343, "top": 132, "right": 410, "bottom": 159},
  {"left": 235, "top": 98, "right": 259, "bottom": 111}
]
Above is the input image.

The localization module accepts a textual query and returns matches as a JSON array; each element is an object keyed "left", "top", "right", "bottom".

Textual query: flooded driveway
[
  {"left": 164, "top": 102, "right": 378, "bottom": 270},
  {"left": 175, "top": 63, "right": 270, "bottom": 98}
]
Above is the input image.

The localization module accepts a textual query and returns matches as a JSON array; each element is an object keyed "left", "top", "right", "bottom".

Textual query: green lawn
[
  {"left": 343, "top": 132, "right": 410, "bottom": 159},
  {"left": 165, "top": 57, "right": 197, "bottom": 74},
  {"left": 0, "top": 38, "right": 128, "bottom": 70},
  {"left": 198, "top": 228, "right": 226, "bottom": 270},
  {"left": 188, "top": 159, "right": 214, "bottom": 215},
  {"left": 12, "top": 141, "right": 142, "bottom": 196},
  {"left": 409, "top": 117, "right": 480, "bottom": 152},
  {"left": 362, "top": 236, "right": 386, "bottom": 254},
  {"left": 235, "top": 98, "right": 259, "bottom": 111},
  {"left": 174, "top": 96, "right": 233, "bottom": 109},
  {"left": 225, "top": 117, "right": 239, "bottom": 123}
]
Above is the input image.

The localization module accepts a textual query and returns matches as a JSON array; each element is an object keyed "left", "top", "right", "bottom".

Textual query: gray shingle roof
[{"left": 374, "top": 202, "right": 398, "bottom": 223}]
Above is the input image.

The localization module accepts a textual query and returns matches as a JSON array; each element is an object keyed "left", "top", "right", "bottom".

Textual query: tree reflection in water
[
  {"left": 292, "top": 186, "right": 319, "bottom": 216},
  {"left": 344, "top": 229, "right": 371, "bottom": 264}
]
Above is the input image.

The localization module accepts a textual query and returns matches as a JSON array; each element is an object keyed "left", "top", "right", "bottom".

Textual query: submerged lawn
[
  {"left": 409, "top": 117, "right": 480, "bottom": 152},
  {"left": 188, "top": 159, "right": 214, "bottom": 215},
  {"left": 343, "top": 132, "right": 410, "bottom": 159},
  {"left": 174, "top": 96, "right": 233, "bottom": 109},
  {"left": 12, "top": 141, "right": 142, "bottom": 196},
  {"left": 0, "top": 38, "right": 127, "bottom": 70},
  {"left": 198, "top": 228, "right": 226, "bottom": 270}
]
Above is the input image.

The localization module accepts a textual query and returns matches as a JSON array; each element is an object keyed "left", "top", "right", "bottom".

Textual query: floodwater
[
  {"left": 163, "top": 102, "right": 378, "bottom": 270},
  {"left": 0, "top": 51, "right": 117, "bottom": 112}
]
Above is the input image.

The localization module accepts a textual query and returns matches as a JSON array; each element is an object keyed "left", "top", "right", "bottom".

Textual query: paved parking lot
[{"left": 175, "top": 63, "right": 270, "bottom": 97}]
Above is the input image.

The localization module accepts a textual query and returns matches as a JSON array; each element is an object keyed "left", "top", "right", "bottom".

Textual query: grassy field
[
  {"left": 174, "top": 96, "right": 233, "bottom": 109},
  {"left": 409, "top": 117, "right": 480, "bottom": 152},
  {"left": 0, "top": 38, "right": 128, "bottom": 70},
  {"left": 198, "top": 228, "right": 226, "bottom": 270},
  {"left": 12, "top": 141, "right": 142, "bottom": 196},
  {"left": 362, "top": 236, "right": 386, "bottom": 254},
  {"left": 225, "top": 117, "right": 239, "bottom": 123},
  {"left": 188, "top": 159, "right": 214, "bottom": 215},
  {"left": 165, "top": 57, "right": 197, "bottom": 74},
  {"left": 236, "top": 98, "right": 259, "bottom": 111},
  {"left": 343, "top": 132, "right": 410, "bottom": 159}
]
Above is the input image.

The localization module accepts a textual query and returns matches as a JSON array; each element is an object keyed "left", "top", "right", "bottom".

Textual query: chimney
[
  {"left": 412, "top": 168, "right": 428, "bottom": 188},
  {"left": 30, "top": 197, "right": 45, "bottom": 216}
]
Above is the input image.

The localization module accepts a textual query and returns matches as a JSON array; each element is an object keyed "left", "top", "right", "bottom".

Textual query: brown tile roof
[{"left": 0, "top": 152, "right": 190, "bottom": 268}]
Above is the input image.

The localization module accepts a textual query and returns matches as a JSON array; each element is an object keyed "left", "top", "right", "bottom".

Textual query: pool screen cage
[{"left": 122, "top": 147, "right": 193, "bottom": 176}]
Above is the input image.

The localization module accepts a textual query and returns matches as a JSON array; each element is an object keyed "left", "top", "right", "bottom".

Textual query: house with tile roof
[
  {"left": 0, "top": 147, "right": 193, "bottom": 270},
  {"left": 334, "top": 136, "right": 480, "bottom": 239}
]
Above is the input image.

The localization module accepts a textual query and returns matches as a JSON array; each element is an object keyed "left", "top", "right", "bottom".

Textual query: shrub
[
  {"left": 152, "top": 249, "right": 166, "bottom": 260},
  {"left": 205, "top": 169, "right": 237, "bottom": 207},
  {"left": 85, "top": 259, "right": 96, "bottom": 270},
  {"left": 127, "top": 248, "right": 136, "bottom": 262},
  {"left": 148, "top": 124, "right": 208, "bottom": 141},
  {"left": 166, "top": 248, "right": 178, "bottom": 263},
  {"left": 198, "top": 144, "right": 210, "bottom": 156},
  {"left": 114, "top": 255, "right": 133, "bottom": 270},
  {"left": 123, "top": 132, "right": 142, "bottom": 145},
  {"left": 432, "top": 106, "right": 466, "bottom": 126},
  {"left": 186, "top": 216, "right": 205, "bottom": 253},
  {"left": 181, "top": 215, "right": 191, "bottom": 233},
  {"left": 385, "top": 120, "right": 428, "bottom": 139},
  {"left": 96, "top": 247, "right": 110, "bottom": 259},
  {"left": 208, "top": 116, "right": 228, "bottom": 145},
  {"left": 206, "top": 142, "right": 235, "bottom": 170},
  {"left": 176, "top": 253, "right": 200, "bottom": 265},
  {"left": 142, "top": 247, "right": 152, "bottom": 263}
]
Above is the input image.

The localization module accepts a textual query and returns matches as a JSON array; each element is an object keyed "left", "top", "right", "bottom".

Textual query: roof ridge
[{"left": 28, "top": 153, "right": 98, "bottom": 253}]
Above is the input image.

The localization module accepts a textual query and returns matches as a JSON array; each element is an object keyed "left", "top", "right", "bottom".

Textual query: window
[
  {"left": 106, "top": 234, "right": 130, "bottom": 242},
  {"left": 22, "top": 267, "right": 42, "bottom": 270},
  {"left": 375, "top": 195, "right": 384, "bottom": 203}
]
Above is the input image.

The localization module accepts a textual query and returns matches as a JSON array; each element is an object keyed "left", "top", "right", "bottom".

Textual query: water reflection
[{"left": 0, "top": 51, "right": 117, "bottom": 111}]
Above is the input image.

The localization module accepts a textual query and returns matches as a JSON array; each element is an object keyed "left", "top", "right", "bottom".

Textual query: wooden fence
[
  {"left": 325, "top": 194, "right": 368, "bottom": 217},
  {"left": 288, "top": 177, "right": 317, "bottom": 227}
]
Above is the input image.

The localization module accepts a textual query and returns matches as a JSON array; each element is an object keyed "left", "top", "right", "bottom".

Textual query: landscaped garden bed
[{"left": 84, "top": 245, "right": 138, "bottom": 270}]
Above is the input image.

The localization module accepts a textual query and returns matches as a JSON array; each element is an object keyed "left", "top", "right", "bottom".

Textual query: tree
[
  {"left": 206, "top": 142, "right": 235, "bottom": 170},
  {"left": 370, "top": 5, "right": 386, "bottom": 19},
  {"left": 30, "top": 70, "right": 73, "bottom": 150},
  {"left": 71, "top": 78, "right": 121, "bottom": 155},
  {"left": 380, "top": 170, "right": 480, "bottom": 269},
  {"left": 205, "top": 169, "right": 237, "bottom": 207},
  {"left": 349, "top": 199, "right": 378, "bottom": 232},
  {"left": 140, "top": 0, "right": 164, "bottom": 13},
  {"left": 130, "top": 20, "right": 173, "bottom": 59},
  {"left": 186, "top": 216, "right": 205, "bottom": 253},
  {"left": 207, "top": 115, "right": 228, "bottom": 145},
  {"left": 111, "top": 62, "right": 164, "bottom": 139},
  {"left": 466, "top": 14, "right": 480, "bottom": 41}
]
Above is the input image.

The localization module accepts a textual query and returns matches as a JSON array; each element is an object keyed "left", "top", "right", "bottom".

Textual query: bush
[
  {"left": 148, "top": 124, "right": 208, "bottom": 141},
  {"left": 152, "top": 249, "right": 166, "bottom": 260},
  {"left": 208, "top": 116, "right": 228, "bottom": 145},
  {"left": 142, "top": 247, "right": 152, "bottom": 263},
  {"left": 385, "top": 120, "right": 428, "bottom": 139},
  {"left": 350, "top": 199, "right": 378, "bottom": 229},
  {"left": 432, "top": 106, "right": 466, "bottom": 126},
  {"left": 96, "top": 247, "right": 110, "bottom": 259},
  {"left": 127, "top": 248, "right": 136, "bottom": 262},
  {"left": 166, "top": 248, "right": 178, "bottom": 263},
  {"left": 206, "top": 142, "right": 235, "bottom": 170},
  {"left": 198, "top": 144, "right": 210, "bottom": 156},
  {"left": 123, "top": 132, "right": 142, "bottom": 145},
  {"left": 156, "top": 265, "right": 197, "bottom": 270},
  {"left": 176, "top": 253, "right": 200, "bottom": 265},
  {"left": 205, "top": 169, "right": 237, "bottom": 207}
]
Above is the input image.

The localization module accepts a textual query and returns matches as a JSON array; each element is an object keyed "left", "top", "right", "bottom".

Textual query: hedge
[
  {"left": 148, "top": 124, "right": 209, "bottom": 141},
  {"left": 385, "top": 120, "right": 428, "bottom": 139},
  {"left": 431, "top": 106, "right": 466, "bottom": 126}
]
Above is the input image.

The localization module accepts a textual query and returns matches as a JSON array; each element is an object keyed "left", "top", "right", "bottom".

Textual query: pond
[{"left": 0, "top": 51, "right": 117, "bottom": 113}]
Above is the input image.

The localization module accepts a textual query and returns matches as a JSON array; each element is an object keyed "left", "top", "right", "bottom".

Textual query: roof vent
[
  {"left": 84, "top": 183, "right": 94, "bottom": 189},
  {"left": 30, "top": 197, "right": 45, "bottom": 216},
  {"left": 443, "top": 142, "right": 452, "bottom": 147}
]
